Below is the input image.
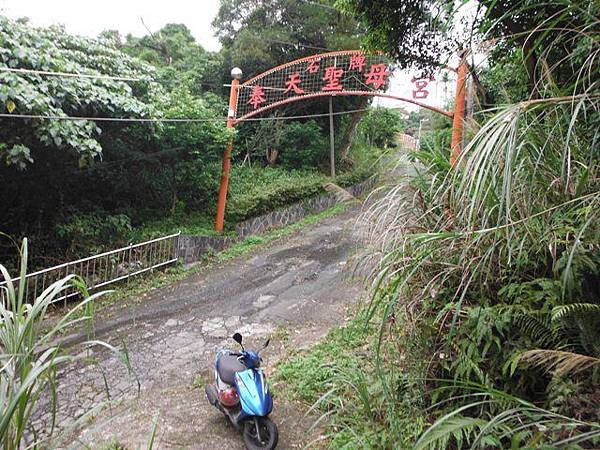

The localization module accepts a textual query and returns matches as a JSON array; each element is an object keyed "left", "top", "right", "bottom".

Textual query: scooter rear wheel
[{"left": 242, "top": 417, "right": 278, "bottom": 450}]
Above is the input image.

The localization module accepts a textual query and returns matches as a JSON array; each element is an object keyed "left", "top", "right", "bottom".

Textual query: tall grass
[
  {"left": 0, "top": 239, "right": 131, "bottom": 449},
  {"left": 414, "top": 380, "right": 600, "bottom": 450},
  {"left": 352, "top": 0, "right": 600, "bottom": 447}
]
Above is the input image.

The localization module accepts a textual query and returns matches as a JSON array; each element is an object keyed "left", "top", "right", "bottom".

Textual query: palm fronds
[
  {"left": 352, "top": 0, "right": 600, "bottom": 448},
  {"left": 519, "top": 349, "right": 600, "bottom": 376}
]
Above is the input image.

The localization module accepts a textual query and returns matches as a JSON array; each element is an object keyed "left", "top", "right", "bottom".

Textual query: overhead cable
[
  {"left": 0, "top": 106, "right": 380, "bottom": 124},
  {"left": 0, "top": 66, "right": 147, "bottom": 82}
]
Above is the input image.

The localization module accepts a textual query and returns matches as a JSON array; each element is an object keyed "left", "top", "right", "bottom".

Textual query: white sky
[
  {"left": 0, "top": 0, "right": 455, "bottom": 111},
  {"left": 0, "top": 0, "right": 222, "bottom": 51}
]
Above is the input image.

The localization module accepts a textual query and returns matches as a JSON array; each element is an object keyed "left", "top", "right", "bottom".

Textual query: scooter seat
[{"left": 217, "top": 354, "right": 247, "bottom": 385}]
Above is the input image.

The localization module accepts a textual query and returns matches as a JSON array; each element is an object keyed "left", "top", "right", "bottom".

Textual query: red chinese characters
[
  {"left": 248, "top": 85, "right": 266, "bottom": 109},
  {"left": 411, "top": 75, "right": 435, "bottom": 99},
  {"left": 284, "top": 73, "right": 304, "bottom": 94},
  {"left": 322, "top": 66, "right": 344, "bottom": 91},
  {"left": 307, "top": 59, "right": 320, "bottom": 74},
  {"left": 348, "top": 53, "right": 366, "bottom": 72},
  {"left": 365, "top": 64, "right": 390, "bottom": 89}
]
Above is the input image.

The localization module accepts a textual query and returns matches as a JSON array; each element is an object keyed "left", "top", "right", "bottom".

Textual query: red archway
[{"left": 215, "top": 50, "right": 468, "bottom": 231}]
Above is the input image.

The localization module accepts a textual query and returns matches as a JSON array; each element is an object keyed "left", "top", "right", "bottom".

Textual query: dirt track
[{"left": 39, "top": 204, "right": 367, "bottom": 449}]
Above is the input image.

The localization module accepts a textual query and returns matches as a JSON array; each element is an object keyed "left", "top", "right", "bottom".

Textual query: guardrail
[{"left": 0, "top": 232, "right": 180, "bottom": 306}]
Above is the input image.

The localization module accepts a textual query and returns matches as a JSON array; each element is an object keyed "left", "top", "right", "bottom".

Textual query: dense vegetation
[
  {"left": 5, "top": 0, "right": 598, "bottom": 448},
  {"left": 0, "top": 239, "right": 137, "bottom": 449},
  {"left": 0, "top": 0, "right": 376, "bottom": 270},
  {"left": 277, "top": 0, "right": 600, "bottom": 448}
]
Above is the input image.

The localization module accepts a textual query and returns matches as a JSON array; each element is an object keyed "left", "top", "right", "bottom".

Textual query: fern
[
  {"left": 419, "top": 382, "right": 600, "bottom": 450},
  {"left": 551, "top": 303, "right": 600, "bottom": 322},
  {"left": 514, "top": 313, "right": 558, "bottom": 348}
]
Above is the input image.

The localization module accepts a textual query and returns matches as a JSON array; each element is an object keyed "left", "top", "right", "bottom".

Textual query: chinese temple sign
[
  {"left": 284, "top": 73, "right": 304, "bottom": 94},
  {"left": 322, "top": 66, "right": 344, "bottom": 91},
  {"left": 411, "top": 75, "right": 435, "bottom": 100},
  {"left": 235, "top": 50, "right": 392, "bottom": 120},
  {"left": 248, "top": 85, "right": 267, "bottom": 109},
  {"left": 216, "top": 48, "right": 463, "bottom": 233},
  {"left": 348, "top": 53, "right": 365, "bottom": 72},
  {"left": 365, "top": 64, "right": 390, "bottom": 89}
]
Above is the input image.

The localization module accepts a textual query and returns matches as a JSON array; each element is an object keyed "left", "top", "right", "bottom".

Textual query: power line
[
  {"left": 0, "top": 39, "right": 333, "bottom": 87},
  {"left": 0, "top": 113, "right": 223, "bottom": 123},
  {"left": 1, "top": 24, "right": 337, "bottom": 85},
  {"left": 0, "top": 67, "right": 148, "bottom": 82},
  {"left": 0, "top": 105, "right": 378, "bottom": 124},
  {"left": 1, "top": 0, "right": 343, "bottom": 85}
]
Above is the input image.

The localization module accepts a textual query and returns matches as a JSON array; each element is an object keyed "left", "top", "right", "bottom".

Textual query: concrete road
[{"left": 36, "top": 205, "right": 366, "bottom": 449}]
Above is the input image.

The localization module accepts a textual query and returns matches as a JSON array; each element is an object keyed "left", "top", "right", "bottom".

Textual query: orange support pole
[
  {"left": 450, "top": 53, "right": 468, "bottom": 167},
  {"left": 215, "top": 71, "right": 241, "bottom": 232}
]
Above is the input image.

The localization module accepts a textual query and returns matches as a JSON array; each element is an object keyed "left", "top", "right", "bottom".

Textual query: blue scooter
[{"left": 205, "top": 332, "right": 278, "bottom": 449}]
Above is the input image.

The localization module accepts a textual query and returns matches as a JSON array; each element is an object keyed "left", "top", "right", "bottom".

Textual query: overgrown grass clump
[
  {"left": 279, "top": 1, "right": 600, "bottom": 448},
  {"left": 0, "top": 239, "right": 134, "bottom": 449},
  {"left": 226, "top": 166, "right": 329, "bottom": 223},
  {"left": 275, "top": 315, "right": 428, "bottom": 449}
]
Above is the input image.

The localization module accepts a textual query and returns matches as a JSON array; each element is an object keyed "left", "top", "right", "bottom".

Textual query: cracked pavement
[{"left": 34, "top": 205, "right": 366, "bottom": 449}]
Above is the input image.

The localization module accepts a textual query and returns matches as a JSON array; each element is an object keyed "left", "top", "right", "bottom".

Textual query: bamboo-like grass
[
  {"left": 352, "top": 0, "right": 600, "bottom": 447},
  {"left": 0, "top": 239, "right": 137, "bottom": 449}
]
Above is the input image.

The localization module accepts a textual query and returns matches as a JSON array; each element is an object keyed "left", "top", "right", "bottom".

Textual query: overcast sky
[
  {"left": 0, "top": 0, "right": 454, "bottom": 111},
  {"left": 0, "top": 0, "right": 222, "bottom": 51}
]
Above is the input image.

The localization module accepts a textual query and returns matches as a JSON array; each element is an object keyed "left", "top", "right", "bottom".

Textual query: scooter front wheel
[{"left": 242, "top": 416, "right": 278, "bottom": 450}]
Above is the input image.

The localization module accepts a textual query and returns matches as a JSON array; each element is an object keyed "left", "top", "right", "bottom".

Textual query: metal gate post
[
  {"left": 215, "top": 68, "right": 242, "bottom": 232},
  {"left": 173, "top": 231, "right": 181, "bottom": 262},
  {"left": 450, "top": 53, "right": 469, "bottom": 167}
]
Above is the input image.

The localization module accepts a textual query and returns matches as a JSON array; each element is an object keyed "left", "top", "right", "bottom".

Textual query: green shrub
[
  {"left": 225, "top": 166, "right": 328, "bottom": 222},
  {"left": 357, "top": 107, "right": 402, "bottom": 147},
  {"left": 174, "top": 161, "right": 220, "bottom": 212},
  {"left": 56, "top": 212, "right": 132, "bottom": 256},
  {"left": 278, "top": 121, "right": 328, "bottom": 169}
]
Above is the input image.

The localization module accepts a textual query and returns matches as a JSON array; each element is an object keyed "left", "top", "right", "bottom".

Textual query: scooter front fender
[{"left": 235, "top": 369, "right": 273, "bottom": 417}]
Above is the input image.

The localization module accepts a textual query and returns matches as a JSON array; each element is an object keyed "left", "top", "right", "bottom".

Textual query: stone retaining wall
[
  {"left": 235, "top": 176, "right": 376, "bottom": 237},
  {"left": 176, "top": 235, "right": 237, "bottom": 264},
  {"left": 176, "top": 176, "right": 377, "bottom": 264}
]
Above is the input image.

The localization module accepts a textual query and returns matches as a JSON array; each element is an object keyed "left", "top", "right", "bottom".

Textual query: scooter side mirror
[
  {"left": 232, "top": 332, "right": 243, "bottom": 349},
  {"left": 258, "top": 338, "right": 270, "bottom": 355}
]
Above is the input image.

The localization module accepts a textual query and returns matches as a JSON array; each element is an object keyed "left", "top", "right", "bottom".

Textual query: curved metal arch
[
  {"left": 216, "top": 50, "right": 466, "bottom": 232},
  {"left": 234, "top": 49, "right": 453, "bottom": 121},
  {"left": 236, "top": 90, "right": 453, "bottom": 122},
  {"left": 240, "top": 50, "right": 368, "bottom": 87},
  {"left": 239, "top": 49, "right": 458, "bottom": 89}
]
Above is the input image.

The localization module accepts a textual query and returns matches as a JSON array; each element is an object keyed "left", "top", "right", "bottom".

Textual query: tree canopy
[
  {"left": 0, "top": 4, "right": 377, "bottom": 268},
  {"left": 0, "top": 17, "right": 160, "bottom": 168},
  {"left": 213, "top": 0, "right": 363, "bottom": 78},
  {"left": 339, "top": 0, "right": 458, "bottom": 71}
]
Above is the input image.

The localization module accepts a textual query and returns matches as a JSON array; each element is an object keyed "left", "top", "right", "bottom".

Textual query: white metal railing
[{"left": 0, "top": 232, "right": 180, "bottom": 305}]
